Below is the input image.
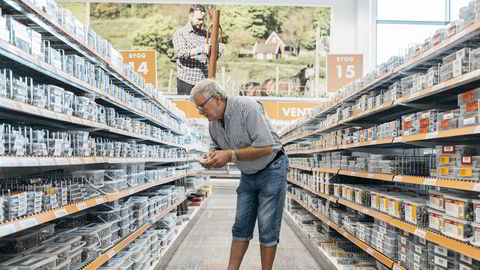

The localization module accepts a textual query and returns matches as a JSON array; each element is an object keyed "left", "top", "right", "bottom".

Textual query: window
[
  {"left": 450, "top": 0, "right": 472, "bottom": 20},
  {"left": 378, "top": 0, "right": 447, "bottom": 22},
  {"left": 377, "top": 24, "right": 444, "bottom": 64},
  {"left": 376, "top": 0, "right": 471, "bottom": 65}
]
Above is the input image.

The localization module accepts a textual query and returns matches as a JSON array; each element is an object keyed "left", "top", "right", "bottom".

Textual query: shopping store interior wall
[{"left": 58, "top": 0, "right": 376, "bottom": 74}]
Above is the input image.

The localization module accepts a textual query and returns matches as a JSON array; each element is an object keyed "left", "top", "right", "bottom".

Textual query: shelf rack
[
  {"left": 288, "top": 193, "right": 396, "bottom": 268},
  {"left": 0, "top": 97, "right": 187, "bottom": 149},
  {"left": 288, "top": 164, "right": 480, "bottom": 192},
  {"left": 0, "top": 38, "right": 183, "bottom": 135},
  {"left": 281, "top": 21, "right": 480, "bottom": 140},
  {"left": 0, "top": 173, "right": 188, "bottom": 238},
  {"left": 148, "top": 196, "right": 209, "bottom": 270},
  {"left": 286, "top": 125, "right": 480, "bottom": 155},
  {"left": 83, "top": 195, "right": 187, "bottom": 270},
  {"left": 288, "top": 179, "right": 480, "bottom": 260},
  {"left": 0, "top": 0, "right": 185, "bottom": 123},
  {"left": 0, "top": 2, "right": 210, "bottom": 270},
  {"left": 0, "top": 156, "right": 189, "bottom": 168},
  {"left": 282, "top": 16, "right": 480, "bottom": 265}
]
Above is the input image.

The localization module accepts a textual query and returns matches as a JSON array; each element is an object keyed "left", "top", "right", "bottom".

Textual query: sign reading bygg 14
[
  {"left": 327, "top": 54, "right": 363, "bottom": 93},
  {"left": 120, "top": 50, "right": 157, "bottom": 86}
]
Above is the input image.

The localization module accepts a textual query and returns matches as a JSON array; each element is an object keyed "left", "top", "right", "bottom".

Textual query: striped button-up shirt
[{"left": 209, "top": 96, "right": 282, "bottom": 174}]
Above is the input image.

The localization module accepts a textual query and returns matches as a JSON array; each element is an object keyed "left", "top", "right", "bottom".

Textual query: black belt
[{"left": 254, "top": 149, "right": 285, "bottom": 175}]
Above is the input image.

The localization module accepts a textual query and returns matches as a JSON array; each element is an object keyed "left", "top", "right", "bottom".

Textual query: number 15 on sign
[
  {"left": 327, "top": 54, "right": 363, "bottom": 93},
  {"left": 336, "top": 64, "right": 355, "bottom": 79}
]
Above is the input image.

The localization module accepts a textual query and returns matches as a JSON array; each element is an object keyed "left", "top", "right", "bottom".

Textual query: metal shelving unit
[
  {"left": 0, "top": 173, "right": 187, "bottom": 239},
  {"left": 0, "top": 1, "right": 207, "bottom": 270},
  {"left": 282, "top": 15, "right": 480, "bottom": 270}
]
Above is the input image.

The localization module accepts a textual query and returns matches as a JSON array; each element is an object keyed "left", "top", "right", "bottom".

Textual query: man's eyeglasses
[{"left": 196, "top": 95, "right": 213, "bottom": 112}]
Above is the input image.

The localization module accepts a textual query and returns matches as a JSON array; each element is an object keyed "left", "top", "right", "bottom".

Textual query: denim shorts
[{"left": 231, "top": 154, "right": 288, "bottom": 247}]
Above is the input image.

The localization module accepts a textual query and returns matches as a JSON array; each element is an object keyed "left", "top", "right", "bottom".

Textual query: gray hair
[{"left": 190, "top": 79, "right": 227, "bottom": 101}]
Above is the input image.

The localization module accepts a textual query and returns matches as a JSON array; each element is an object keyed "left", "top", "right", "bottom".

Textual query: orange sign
[
  {"left": 327, "top": 54, "right": 363, "bottom": 93},
  {"left": 172, "top": 100, "right": 318, "bottom": 121},
  {"left": 120, "top": 50, "right": 157, "bottom": 86}
]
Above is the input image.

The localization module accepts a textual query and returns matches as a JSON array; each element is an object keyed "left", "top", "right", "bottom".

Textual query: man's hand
[
  {"left": 189, "top": 44, "right": 209, "bottom": 57},
  {"left": 204, "top": 150, "right": 232, "bottom": 168},
  {"left": 199, "top": 152, "right": 213, "bottom": 169}
]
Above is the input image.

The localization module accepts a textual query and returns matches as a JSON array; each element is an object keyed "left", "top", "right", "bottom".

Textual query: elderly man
[
  {"left": 191, "top": 79, "right": 288, "bottom": 270},
  {"left": 173, "top": 5, "right": 224, "bottom": 95}
]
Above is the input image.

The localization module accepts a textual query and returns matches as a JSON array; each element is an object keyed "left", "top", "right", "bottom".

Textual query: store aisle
[{"left": 165, "top": 181, "right": 322, "bottom": 270}]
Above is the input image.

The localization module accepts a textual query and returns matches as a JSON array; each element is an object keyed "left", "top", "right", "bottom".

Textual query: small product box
[
  {"left": 443, "top": 214, "right": 474, "bottom": 242},
  {"left": 444, "top": 193, "right": 475, "bottom": 221},
  {"left": 437, "top": 109, "right": 460, "bottom": 131},
  {"left": 7, "top": 16, "right": 31, "bottom": 54},
  {"left": 436, "top": 145, "right": 457, "bottom": 179},
  {"left": 460, "top": 100, "right": 480, "bottom": 127},
  {"left": 419, "top": 110, "right": 438, "bottom": 133},
  {"left": 403, "top": 197, "right": 429, "bottom": 226},
  {"left": 458, "top": 88, "right": 480, "bottom": 106},
  {"left": 427, "top": 65, "right": 440, "bottom": 87},
  {"left": 30, "top": 29, "right": 43, "bottom": 61},
  {"left": 440, "top": 48, "right": 470, "bottom": 82},
  {"left": 469, "top": 47, "right": 480, "bottom": 71}
]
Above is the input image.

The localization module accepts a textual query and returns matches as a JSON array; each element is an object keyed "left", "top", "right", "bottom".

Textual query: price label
[
  {"left": 394, "top": 137, "right": 404, "bottom": 143},
  {"left": 426, "top": 132, "right": 438, "bottom": 139},
  {"left": 475, "top": 126, "right": 480, "bottom": 134},
  {"left": 371, "top": 140, "right": 377, "bottom": 145},
  {"left": 54, "top": 209, "right": 68, "bottom": 218},
  {"left": 393, "top": 176, "right": 403, "bottom": 182},
  {"left": 423, "top": 178, "right": 437, "bottom": 186},
  {"left": 0, "top": 224, "right": 16, "bottom": 237},
  {"left": 76, "top": 202, "right": 87, "bottom": 211},
  {"left": 96, "top": 198, "right": 105, "bottom": 204},
  {"left": 393, "top": 264, "right": 403, "bottom": 270},
  {"left": 351, "top": 172, "right": 357, "bottom": 176},
  {"left": 20, "top": 218, "right": 38, "bottom": 229},
  {"left": 414, "top": 229, "right": 426, "bottom": 238},
  {"left": 107, "top": 250, "right": 116, "bottom": 258},
  {"left": 367, "top": 173, "right": 374, "bottom": 178},
  {"left": 366, "top": 248, "right": 373, "bottom": 255}
]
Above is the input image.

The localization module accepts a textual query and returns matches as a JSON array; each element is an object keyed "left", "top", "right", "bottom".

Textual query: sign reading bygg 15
[
  {"left": 327, "top": 54, "right": 363, "bottom": 93},
  {"left": 120, "top": 50, "right": 157, "bottom": 86}
]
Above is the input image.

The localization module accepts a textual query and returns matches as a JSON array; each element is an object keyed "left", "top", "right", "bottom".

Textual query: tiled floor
[{"left": 165, "top": 181, "right": 322, "bottom": 270}]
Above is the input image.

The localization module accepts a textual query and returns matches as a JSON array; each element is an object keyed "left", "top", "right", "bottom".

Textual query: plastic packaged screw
[
  {"left": 443, "top": 215, "right": 474, "bottom": 242},
  {"left": 445, "top": 194, "right": 475, "bottom": 221}
]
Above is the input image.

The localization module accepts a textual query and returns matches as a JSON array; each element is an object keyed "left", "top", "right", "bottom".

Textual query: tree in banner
[
  {"left": 130, "top": 15, "right": 177, "bottom": 61},
  {"left": 91, "top": 3, "right": 131, "bottom": 19},
  {"left": 279, "top": 8, "right": 313, "bottom": 56},
  {"left": 221, "top": 5, "right": 279, "bottom": 42}
]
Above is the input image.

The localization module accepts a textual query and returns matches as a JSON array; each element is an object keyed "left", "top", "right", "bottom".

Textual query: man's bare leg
[
  {"left": 227, "top": 240, "right": 250, "bottom": 270},
  {"left": 260, "top": 244, "right": 277, "bottom": 270}
]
